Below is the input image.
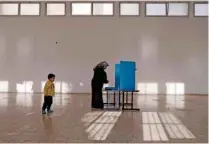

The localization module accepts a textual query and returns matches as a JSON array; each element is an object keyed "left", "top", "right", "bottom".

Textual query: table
[
  {"left": 104, "top": 89, "right": 140, "bottom": 111},
  {"left": 121, "top": 90, "right": 140, "bottom": 111}
]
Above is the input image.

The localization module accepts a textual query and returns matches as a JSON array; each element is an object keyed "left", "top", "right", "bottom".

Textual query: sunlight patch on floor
[
  {"left": 82, "top": 111, "right": 122, "bottom": 140},
  {"left": 142, "top": 112, "right": 195, "bottom": 142}
]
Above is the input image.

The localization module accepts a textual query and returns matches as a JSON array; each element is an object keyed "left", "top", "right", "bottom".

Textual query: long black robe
[{"left": 91, "top": 67, "right": 108, "bottom": 109}]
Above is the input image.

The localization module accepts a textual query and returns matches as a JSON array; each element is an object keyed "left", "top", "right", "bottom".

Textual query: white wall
[{"left": 0, "top": 2, "right": 207, "bottom": 94}]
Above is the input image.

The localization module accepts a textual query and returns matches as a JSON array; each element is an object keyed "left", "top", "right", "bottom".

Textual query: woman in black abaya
[{"left": 91, "top": 61, "right": 109, "bottom": 109}]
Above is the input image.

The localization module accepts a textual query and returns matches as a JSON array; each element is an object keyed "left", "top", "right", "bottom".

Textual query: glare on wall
[
  {"left": 16, "top": 81, "right": 34, "bottom": 93},
  {"left": 166, "top": 83, "right": 175, "bottom": 95},
  {"left": 137, "top": 83, "right": 158, "bottom": 94},
  {"left": 165, "top": 83, "right": 185, "bottom": 109},
  {"left": 0, "top": 81, "right": 9, "bottom": 92},
  {"left": 175, "top": 83, "right": 185, "bottom": 95},
  {"left": 41, "top": 81, "right": 45, "bottom": 92},
  {"left": 55, "top": 81, "right": 61, "bottom": 93},
  {"left": 61, "top": 82, "right": 72, "bottom": 93},
  {"left": 26, "top": 81, "right": 33, "bottom": 93},
  {"left": 79, "top": 82, "right": 84, "bottom": 86},
  {"left": 166, "top": 82, "right": 185, "bottom": 95}
]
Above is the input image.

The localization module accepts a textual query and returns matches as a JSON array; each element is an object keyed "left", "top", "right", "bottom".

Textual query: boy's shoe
[
  {"left": 42, "top": 111, "right": 46, "bottom": 114},
  {"left": 47, "top": 110, "right": 53, "bottom": 113}
]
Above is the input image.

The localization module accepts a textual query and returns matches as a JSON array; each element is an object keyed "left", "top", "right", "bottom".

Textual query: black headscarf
[{"left": 93, "top": 61, "right": 109, "bottom": 71}]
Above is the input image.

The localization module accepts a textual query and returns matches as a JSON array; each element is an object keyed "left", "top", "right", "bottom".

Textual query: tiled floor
[{"left": 0, "top": 93, "right": 207, "bottom": 143}]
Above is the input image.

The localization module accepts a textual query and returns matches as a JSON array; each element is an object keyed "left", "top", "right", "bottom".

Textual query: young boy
[{"left": 42, "top": 73, "right": 55, "bottom": 114}]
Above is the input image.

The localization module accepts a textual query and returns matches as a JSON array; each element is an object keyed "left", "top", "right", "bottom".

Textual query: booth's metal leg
[
  {"left": 107, "top": 91, "right": 109, "bottom": 104},
  {"left": 119, "top": 91, "right": 121, "bottom": 105},
  {"left": 114, "top": 91, "right": 116, "bottom": 107},
  {"left": 121, "top": 91, "right": 140, "bottom": 111},
  {"left": 131, "top": 92, "right": 133, "bottom": 109},
  {"left": 126, "top": 92, "right": 128, "bottom": 103},
  {"left": 122, "top": 91, "right": 125, "bottom": 110}
]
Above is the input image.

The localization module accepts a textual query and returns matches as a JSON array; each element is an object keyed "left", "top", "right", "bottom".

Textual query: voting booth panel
[
  {"left": 119, "top": 61, "right": 136, "bottom": 91},
  {"left": 104, "top": 61, "right": 139, "bottom": 111},
  {"left": 106, "top": 61, "right": 136, "bottom": 91},
  {"left": 115, "top": 64, "right": 120, "bottom": 90}
]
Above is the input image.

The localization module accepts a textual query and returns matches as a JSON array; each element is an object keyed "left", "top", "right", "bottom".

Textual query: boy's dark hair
[{"left": 48, "top": 73, "right": 55, "bottom": 79}]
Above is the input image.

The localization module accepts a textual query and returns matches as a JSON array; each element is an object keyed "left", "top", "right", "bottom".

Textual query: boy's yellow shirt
[{"left": 44, "top": 80, "right": 55, "bottom": 96}]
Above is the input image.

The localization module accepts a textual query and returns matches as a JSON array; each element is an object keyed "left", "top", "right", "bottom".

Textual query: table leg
[
  {"left": 126, "top": 92, "right": 128, "bottom": 103},
  {"left": 107, "top": 91, "right": 109, "bottom": 104},
  {"left": 122, "top": 91, "right": 125, "bottom": 110},
  {"left": 114, "top": 91, "right": 116, "bottom": 107},
  {"left": 120, "top": 91, "right": 140, "bottom": 111},
  {"left": 119, "top": 91, "right": 121, "bottom": 105},
  {"left": 131, "top": 91, "right": 133, "bottom": 109}
]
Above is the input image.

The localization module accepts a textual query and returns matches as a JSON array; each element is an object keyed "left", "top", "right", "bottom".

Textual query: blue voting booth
[
  {"left": 104, "top": 61, "right": 139, "bottom": 111},
  {"left": 111, "top": 61, "right": 136, "bottom": 91}
]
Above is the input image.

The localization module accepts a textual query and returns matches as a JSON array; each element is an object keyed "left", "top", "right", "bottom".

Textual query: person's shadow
[{"left": 42, "top": 115, "right": 53, "bottom": 134}]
